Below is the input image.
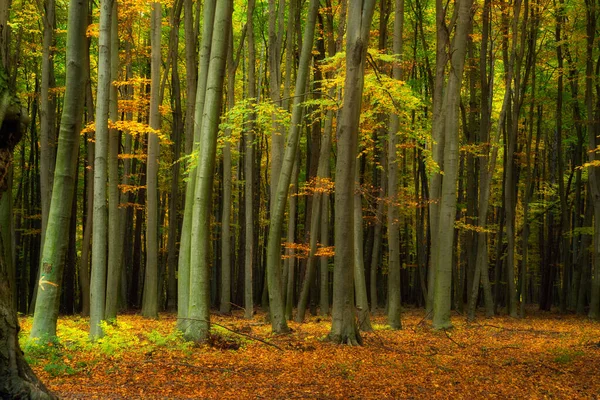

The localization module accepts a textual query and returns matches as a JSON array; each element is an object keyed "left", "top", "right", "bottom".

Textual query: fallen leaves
[{"left": 18, "top": 308, "right": 600, "bottom": 399}]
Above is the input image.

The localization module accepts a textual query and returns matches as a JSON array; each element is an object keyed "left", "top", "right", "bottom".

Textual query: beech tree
[
  {"left": 327, "top": 0, "right": 377, "bottom": 345},
  {"left": 29, "top": 0, "right": 88, "bottom": 339}
]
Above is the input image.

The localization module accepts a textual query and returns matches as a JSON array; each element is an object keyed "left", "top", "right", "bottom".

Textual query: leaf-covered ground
[{"left": 19, "top": 308, "right": 600, "bottom": 399}]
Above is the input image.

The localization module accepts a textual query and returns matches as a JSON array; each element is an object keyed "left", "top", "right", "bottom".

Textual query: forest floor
[{"left": 18, "top": 308, "right": 600, "bottom": 399}]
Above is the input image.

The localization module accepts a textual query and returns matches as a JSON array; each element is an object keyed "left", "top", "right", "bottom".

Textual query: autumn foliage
[{"left": 19, "top": 309, "right": 600, "bottom": 399}]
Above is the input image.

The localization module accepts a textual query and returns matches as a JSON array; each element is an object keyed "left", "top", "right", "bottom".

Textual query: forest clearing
[{"left": 19, "top": 309, "right": 600, "bottom": 399}]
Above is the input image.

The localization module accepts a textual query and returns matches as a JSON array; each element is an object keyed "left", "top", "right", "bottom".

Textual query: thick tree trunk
[
  {"left": 30, "top": 0, "right": 87, "bottom": 339},
  {"left": 328, "top": 0, "right": 376, "bottom": 345},
  {"left": 177, "top": 0, "right": 216, "bottom": 332},
  {"left": 432, "top": 0, "right": 472, "bottom": 330},
  {"left": 185, "top": 0, "right": 232, "bottom": 341},
  {"left": 0, "top": 52, "right": 56, "bottom": 399}
]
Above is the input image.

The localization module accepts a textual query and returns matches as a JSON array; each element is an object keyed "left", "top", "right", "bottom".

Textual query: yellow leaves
[
  {"left": 282, "top": 242, "right": 334, "bottom": 259},
  {"left": 118, "top": 184, "right": 145, "bottom": 194},
  {"left": 86, "top": 23, "right": 99, "bottom": 38},
  {"left": 296, "top": 177, "right": 335, "bottom": 196},
  {"left": 454, "top": 220, "right": 496, "bottom": 234}
]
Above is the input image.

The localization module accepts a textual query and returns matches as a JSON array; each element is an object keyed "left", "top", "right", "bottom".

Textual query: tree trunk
[
  {"left": 89, "top": 0, "right": 114, "bottom": 339},
  {"left": 387, "top": 0, "right": 404, "bottom": 330},
  {"left": 38, "top": 0, "right": 56, "bottom": 253},
  {"left": 141, "top": 1, "right": 161, "bottom": 319},
  {"left": 177, "top": 0, "right": 216, "bottom": 332},
  {"left": 432, "top": 0, "right": 472, "bottom": 330},
  {"left": 244, "top": 0, "right": 257, "bottom": 320},
  {"left": 29, "top": 0, "right": 87, "bottom": 339},
  {"left": 354, "top": 165, "right": 372, "bottom": 331},
  {"left": 185, "top": 0, "right": 233, "bottom": 341},
  {"left": 327, "top": 0, "right": 376, "bottom": 345},
  {"left": 265, "top": 0, "right": 320, "bottom": 334},
  {"left": 105, "top": 1, "right": 121, "bottom": 321}
]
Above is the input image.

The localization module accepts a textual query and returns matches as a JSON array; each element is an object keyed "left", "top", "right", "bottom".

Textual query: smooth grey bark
[
  {"left": 89, "top": 0, "right": 114, "bottom": 340},
  {"left": 432, "top": 0, "right": 472, "bottom": 330},
  {"left": 284, "top": 157, "right": 299, "bottom": 320},
  {"left": 426, "top": 0, "right": 450, "bottom": 315},
  {"left": 244, "top": 0, "right": 257, "bottom": 320},
  {"left": 353, "top": 165, "right": 372, "bottom": 331},
  {"left": 167, "top": 0, "right": 184, "bottom": 312},
  {"left": 268, "top": 0, "right": 286, "bottom": 215},
  {"left": 141, "top": 1, "right": 161, "bottom": 319},
  {"left": 266, "top": 0, "right": 320, "bottom": 334},
  {"left": 29, "top": 0, "right": 87, "bottom": 339},
  {"left": 327, "top": 0, "right": 376, "bottom": 345},
  {"left": 387, "top": 0, "right": 403, "bottom": 330},
  {"left": 177, "top": 0, "right": 216, "bottom": 331},
  {"left": 220, "top": 25, "right": 237, "bottom": 315},
  {"left": 38, "top": 0, "right": 56, "bottom": 252},
  {"left": 185, "top": 0, "right": 233, "bottom": 342},
  {"left": 79, "top": 34, "right": 96, "bottom": 317},
  {"left": 105, "top": 2, "right": 121, "bottom": 321},
  {"left": 183, "top": 0, "right": 197, "bottom": 155}
]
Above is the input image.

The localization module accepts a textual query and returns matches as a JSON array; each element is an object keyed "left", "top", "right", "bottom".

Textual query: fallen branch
[
  {"left": 178, "top": 317, "right": 283, "bottom": 351},
  {"left": 443, "top": 329, "right": 466, "bottom": 348}
]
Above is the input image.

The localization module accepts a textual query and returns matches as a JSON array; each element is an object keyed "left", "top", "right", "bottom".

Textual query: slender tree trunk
[
  {"left": 79, "top": 30, "right": 95, "bottom": 317},
  {"left": 183, "top": 0, "right": 197, "bottom": 154},
  {"left": 105, "top": 2, "right": 121, "bottom": 320},
  {"left": 89, "top": 0, "right": 114, "bottom": 339},
  {"left": 38, "top": 0, "right": 56, "bottom": 252},
  {"left": 141, "top": 1, "right": 161, "bottom": 319},
  {"left": 166, "top": 0, "right": 184, "bottom": 312},
  {"left": 244, "top": 0, "right": 257, "bottom": 320},
  {"left": 387, "top": 0, "right": 404, "bottom": 330},
  {"left": 354, "top": 165, "right": 372, "bottom": 331}
]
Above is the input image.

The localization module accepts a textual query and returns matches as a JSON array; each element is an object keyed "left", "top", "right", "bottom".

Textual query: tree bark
[
  {"left": 30, "top": 0, "right": 87, "bottom": 339},
  {"left": 327, "top": 0, "right": 376, "bottom": 345},
  {"left": 185, "top": 0, "right": 233, "bottom": 341},
  {"left": 177, "top": 0, "right": 216, "bottom": 332},
  {"left": 265, "top": 0, "right": 320, "bottom": 334},
  {"left": 141, "top": 1, "right": 161, "bottom": 319},
  {"left": 432, "top": 0, "right": 472, "bottom": 330}
]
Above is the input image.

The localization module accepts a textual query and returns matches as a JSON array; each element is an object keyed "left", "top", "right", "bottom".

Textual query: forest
[{"left": 1, "top": 0, "right": 600, "bottom": 398}]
